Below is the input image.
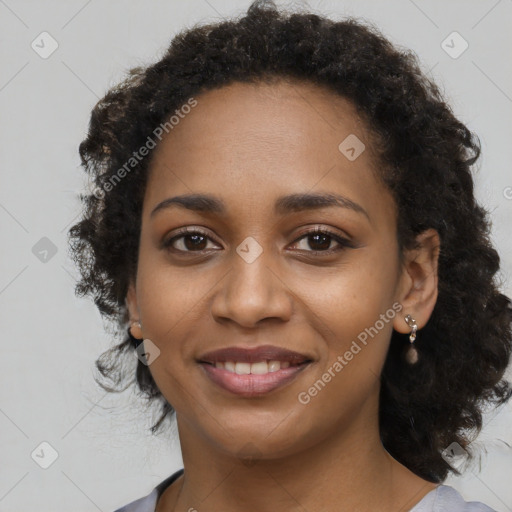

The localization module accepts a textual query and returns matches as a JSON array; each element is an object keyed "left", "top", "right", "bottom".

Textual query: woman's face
[{"left": 127, "top": 80, "right": 428, "bottom": 460}]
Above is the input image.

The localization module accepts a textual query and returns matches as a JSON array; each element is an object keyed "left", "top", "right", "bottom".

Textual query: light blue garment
[
  {"left": 113, "top": 469, "right": 183, "bottom": 512},
  {"left": 112, "top": 468, "right": 497, "bottom": 512},
  {"left": 409, "top": 484, "right": 496, "bottom": 511}
]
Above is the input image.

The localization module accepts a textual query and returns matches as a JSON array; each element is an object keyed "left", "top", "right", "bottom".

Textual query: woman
[{"left": 69, "top": 1, "right": 512, "bottom": 511}]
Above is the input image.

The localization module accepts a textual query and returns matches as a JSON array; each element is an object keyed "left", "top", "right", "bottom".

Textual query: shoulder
[
  {"left": 112, "top": 469, "right": 184, "bottom": 512},
  {"left": 112, "top": 491, "right": 157, "bottom": 512},
  {"left": 410, "top": 484, "right": 496, "bottom": 512}
]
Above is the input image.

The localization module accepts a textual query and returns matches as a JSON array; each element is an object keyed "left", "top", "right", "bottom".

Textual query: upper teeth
[{"left": 214, "top": 361, "right": 291, "bottom": 374}]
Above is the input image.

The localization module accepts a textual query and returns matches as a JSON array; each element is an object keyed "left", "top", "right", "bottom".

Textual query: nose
[{"left": 210, "top": 249, "right": 293, "bottom": 329}]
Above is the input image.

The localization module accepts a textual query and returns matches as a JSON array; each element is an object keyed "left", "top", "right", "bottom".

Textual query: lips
[
  {"left": 197, "top": 344, "right": 313, "bottom": 397},
  {"left": 197, "top": 345, "right": 311, "bottom": 365}
]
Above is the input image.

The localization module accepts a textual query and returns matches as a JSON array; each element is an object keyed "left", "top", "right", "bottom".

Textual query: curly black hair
[{"left": 69, "top": 0, "right": 512, "bottom": 483}]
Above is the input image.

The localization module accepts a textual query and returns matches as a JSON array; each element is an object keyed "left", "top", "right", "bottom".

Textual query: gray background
[{"left": 0, "top": 0, "right": 511, "bottom": 511}]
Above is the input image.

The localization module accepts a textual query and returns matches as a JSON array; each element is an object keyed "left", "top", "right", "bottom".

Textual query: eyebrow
[{"left": 150, "top": 192, "right": 370, "bottom": 220}]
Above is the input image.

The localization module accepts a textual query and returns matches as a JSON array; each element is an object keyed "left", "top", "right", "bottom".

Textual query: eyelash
[{"left": 162, "top": 226, "right": 355, "bottom": 256}]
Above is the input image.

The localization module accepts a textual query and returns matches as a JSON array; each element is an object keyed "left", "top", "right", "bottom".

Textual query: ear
[
  {"left": 393, "top": 228, "right": 440, "bottom": 334},
  {"left": 126, "top": 281, "right": 143, "bottom": 339}
]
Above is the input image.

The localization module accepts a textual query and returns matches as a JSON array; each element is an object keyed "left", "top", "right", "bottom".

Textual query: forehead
[
  {"left": 150, "top": 79, "right": 376, "bottom": 167},
  {"left": 144, "top": 79, "right": 392, "bottom": 223}
]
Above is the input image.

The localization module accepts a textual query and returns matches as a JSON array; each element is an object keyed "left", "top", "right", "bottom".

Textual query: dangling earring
[{"left": 404, "top": 314, "right": 418, "bottom": 364}]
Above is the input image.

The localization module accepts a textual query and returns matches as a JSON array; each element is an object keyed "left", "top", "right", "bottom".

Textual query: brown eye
[
  {"left": 290, "top": 227, "right": 354, "bottom": 255},
  {"left": 162, "top": 228, "right": 220, "bottom": 253}
]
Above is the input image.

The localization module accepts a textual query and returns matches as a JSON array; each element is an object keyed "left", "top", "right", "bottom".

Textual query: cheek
[
  {"left": 302, "top": 247, "right": 399, "bottom": 334},
  {"left": 135, "top": 233, "right": 214, "bottom": 338},
  {"left": 294, "top": 263, "right": 399, "bottom": 432},
  {"left": 133, "top": 249, "right": 210, "bottom": 389},
  {"left": 298, "top": 247, "right": 400, "bottom": 385}
]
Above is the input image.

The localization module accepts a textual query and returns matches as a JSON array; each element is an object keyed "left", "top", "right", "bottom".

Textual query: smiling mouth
[
  {"left": 198, "top": 359, "right": 312, "bottom": 396},
  {"left": 200, "top": 359, "right": 311, "bottom": 375}
]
